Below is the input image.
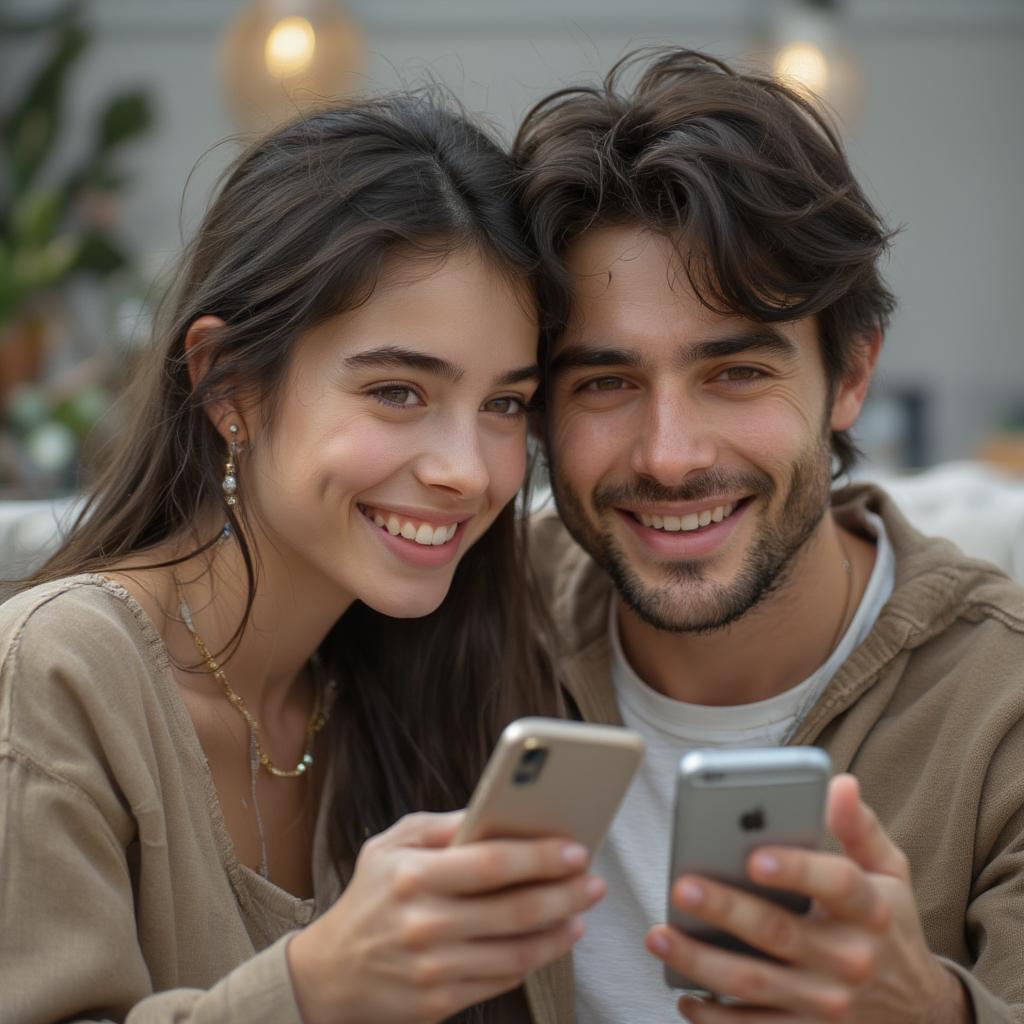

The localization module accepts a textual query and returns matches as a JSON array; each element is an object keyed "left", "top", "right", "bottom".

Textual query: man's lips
[
  {"left": 614, "top": 497, "right": 753, "bottom": 557},
  {"left": 615, "top": 497, "right": 750, "bottom": 534}
]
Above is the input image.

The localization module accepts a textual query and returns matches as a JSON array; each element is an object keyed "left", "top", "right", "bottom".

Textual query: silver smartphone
[
  {"left": 665, "top": 746, "right": 831, "bottom": 992},
  {"left": 452, "top": 717, "right": 645, "bottom": 856}
]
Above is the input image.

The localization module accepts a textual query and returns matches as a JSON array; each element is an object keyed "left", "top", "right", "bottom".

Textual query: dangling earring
[{"left": 223, "top": 423, "right": 239, "bottom": 508}]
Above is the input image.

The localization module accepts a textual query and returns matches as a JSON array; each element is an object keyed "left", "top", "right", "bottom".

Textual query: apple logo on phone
[{"left": 740, "top": 808, "right": 766, "bottom": 831}]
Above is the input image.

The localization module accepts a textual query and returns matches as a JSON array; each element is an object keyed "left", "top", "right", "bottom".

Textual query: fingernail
[
  {"left": 584, "top": 875, "right": 606, "bottom": 899},
  {"left": 649, "top": 932, "right": 670, "bottom": 956},
  {"left": 562, "top": 843, "right": 587, "bottom": 867},
  {"left": 753, "top": 853, "right": 779, "bottom": 877},
  {"left": 570, "top": 916, "right": 587, "bottom": 940},
  {"left": 678, "top": 880, "right": 703, "bottom": 906}
]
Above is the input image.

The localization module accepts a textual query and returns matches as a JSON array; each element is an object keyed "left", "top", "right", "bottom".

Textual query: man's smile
[
  {"left": 613, "top": 497, "right": 753, "bottom": 561},
  {"left": 627, "top": 500, "right": 741, "bottom": 533}
]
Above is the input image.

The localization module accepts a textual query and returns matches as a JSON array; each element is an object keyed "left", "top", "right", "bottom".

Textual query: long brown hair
[
  {"left": 514, "top": 47, "right": 897, "bottom": 476},
  {"left": 25, "top": 92, "right": 558, "bottom": 1016}
]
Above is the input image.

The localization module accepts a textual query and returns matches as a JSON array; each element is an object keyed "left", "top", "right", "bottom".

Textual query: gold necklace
[
  {"left": 827, "top": 533, "right": 856, "bottom": 657},
  {"left": 174, "top": 577, "right": 336, "bottom": 779}
]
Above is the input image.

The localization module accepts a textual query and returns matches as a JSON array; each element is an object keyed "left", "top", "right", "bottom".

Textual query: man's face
[{"left": 547, "top": 225, "right": 866, "bottom": 634}]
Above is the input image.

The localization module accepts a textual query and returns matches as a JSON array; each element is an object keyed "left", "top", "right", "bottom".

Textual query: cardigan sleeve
[
  {"left": 0, "top": 750, "right": 304, "bottom": 1024},
  {"left": 0, "top": 580, "right": 307, "bottom": 1024},
  {"left": 953, "top": 707, "right": 1024, "bottom": 1024}
]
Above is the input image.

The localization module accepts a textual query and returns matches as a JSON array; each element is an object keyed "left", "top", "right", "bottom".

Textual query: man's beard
[{"left": 549, "top": 438, "right": 833, "bottom": 634}]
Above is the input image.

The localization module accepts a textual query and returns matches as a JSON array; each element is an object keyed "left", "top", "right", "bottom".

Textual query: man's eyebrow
[
  {"left": 343, "top": 346, "right": 463, "bottom": 382},
  {"left": 679, "top": 329, "right": 799, "bottom": 367},
  {"left": 549, "top": 331, "right": 795, "bottom": 375},
  {"left": 549, "top": 345, "right": 647, "bottom": 375}
]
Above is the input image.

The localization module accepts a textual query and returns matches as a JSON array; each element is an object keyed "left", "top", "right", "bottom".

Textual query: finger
[
  {"left": 408, "top": 917, "right": 586, "bottom": 988},
  {"left": 826, "top": 775, "right": 910, "bottom": 880},
  {"left": 396, "top": 837, "right": 589, "bottom": 898},
  {"left": 393, "top": 875, "right": 604, "bottom": 948},
  {"left": 646, "top": 925, "right": 852, "bottom": 1020},
  {"left": 455, "top": 873, "right": 606, "bottom": 940},
  {"left": 669, "top": 874, "right": 878, "bottom": 980},
  {"left": 376, "top": 811, "right": 467, "bottom": 850},
  {"left": 671, "top": 872, "right": 880, "bottom": 983},
  {"left": 744, "top": 848, "right": 887, "bottom": 927},
  {"left": 677, "top": 993, "right": 804, "bottom": 1022}
]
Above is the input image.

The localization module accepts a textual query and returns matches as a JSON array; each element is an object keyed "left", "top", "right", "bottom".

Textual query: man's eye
[
  {"left": 582, "top": 376, "right": 628, "bottom": 392},
  {"left": 716, "top": 366, "right": 765, "bottom": 383},
  {"left": 371, "top": 385, "right": 421, "bottom": 408},
  {"left": 482, "top": 396, "right": 526, "bottom": 416}
]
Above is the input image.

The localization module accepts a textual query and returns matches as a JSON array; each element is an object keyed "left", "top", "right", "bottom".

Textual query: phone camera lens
[{"left": 512, "top": 745, "right": 548, "bottom": 786}]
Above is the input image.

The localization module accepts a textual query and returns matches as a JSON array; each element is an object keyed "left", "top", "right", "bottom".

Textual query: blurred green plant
[
  {"left": 0, "top": 1, "right": 154, "bottom": 490},
  {"left": 0, "top": 0, "right": 153, "bottom": 328}
]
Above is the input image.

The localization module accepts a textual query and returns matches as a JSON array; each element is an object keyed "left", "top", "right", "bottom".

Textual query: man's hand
[{"left": 645, "top": 774, "right": 971, "bottom": 1023}]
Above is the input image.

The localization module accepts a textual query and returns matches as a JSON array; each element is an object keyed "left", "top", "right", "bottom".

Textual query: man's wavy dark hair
[{"left": 514, "top": 47, "right": 897, "bottom": 476}]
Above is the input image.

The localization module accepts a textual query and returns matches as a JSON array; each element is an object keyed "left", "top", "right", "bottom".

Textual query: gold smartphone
[{"left": 452, "top": 717, "right": 645, "bottom": 855}]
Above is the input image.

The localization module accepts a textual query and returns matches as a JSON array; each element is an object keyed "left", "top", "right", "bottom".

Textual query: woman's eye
[
  {"left": 482, "top": 395, "right": 526, "bottom": 416},
  {"left": 371, "top": 385, "right": 422, "bottom": 408}
]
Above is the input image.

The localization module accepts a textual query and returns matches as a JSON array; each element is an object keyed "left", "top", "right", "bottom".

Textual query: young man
[{"left": 515, "top": 49, "right": 1024, "bottom": 1024}]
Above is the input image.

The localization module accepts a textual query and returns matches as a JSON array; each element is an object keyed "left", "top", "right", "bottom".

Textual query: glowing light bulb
[
  {"left": 264, "top": 16, "right": 316, "bottom": 79},
  {"left": 773, "top": 41, "right": 830, "bottom": 96}
]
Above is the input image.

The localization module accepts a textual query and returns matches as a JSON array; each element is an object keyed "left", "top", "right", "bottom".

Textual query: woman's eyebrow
[
  {"left": 344, "top": 346, "right": 463, "bottom": 382},
  {"left": 495, "top": 365, "right": 540, "bottom": 387},
  {"left": 344, "top": 346, "right": 538, "bottom": 387}
]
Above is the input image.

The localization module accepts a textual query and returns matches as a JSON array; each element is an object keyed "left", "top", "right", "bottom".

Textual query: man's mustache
[{"left": 591, "top": 470, "right": 773, "bottom": 510}]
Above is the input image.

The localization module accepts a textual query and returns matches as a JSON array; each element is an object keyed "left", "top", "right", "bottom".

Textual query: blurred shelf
[{"left": 977, "top": 433, "right": 1024, "bottom": 477}]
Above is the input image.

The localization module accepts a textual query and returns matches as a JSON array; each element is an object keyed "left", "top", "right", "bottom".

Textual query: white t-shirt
[{"left": 575, "top": 514, "right": 895, "bottom": 1023}]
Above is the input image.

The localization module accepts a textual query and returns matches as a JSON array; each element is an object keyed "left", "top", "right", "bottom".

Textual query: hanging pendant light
[
  {"left": 221, "top": 0, "right": 364, "bottom": 131},
  {"left": 767, "top": 0, "right": 861, "bottom": 126}
]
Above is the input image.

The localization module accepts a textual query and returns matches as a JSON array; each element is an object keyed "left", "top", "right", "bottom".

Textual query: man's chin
[
  {"left": 607, "top": 543, "right": 784, "bottom": 634},
  {"left": 616, "top": 579, "right": 748, "bottom": 634}
]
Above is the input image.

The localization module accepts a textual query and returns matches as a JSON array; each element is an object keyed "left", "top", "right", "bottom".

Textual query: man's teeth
[
  {"left": 636, "top": 503, "right": 735, "bottom": 532},
  {"left": 369, "top": 510, "right": 458, "bottom": 546}
]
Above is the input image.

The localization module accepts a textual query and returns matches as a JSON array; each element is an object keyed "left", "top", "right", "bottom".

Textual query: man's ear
[
  {"left": 184, "top": 315, "right": 245, "bottom": 442},
  {"left": 830, "top": 329, "right": 882, "bottom": 432}
]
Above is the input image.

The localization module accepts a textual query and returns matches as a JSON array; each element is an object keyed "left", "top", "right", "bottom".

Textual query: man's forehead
[
  {"left": 564, "top": 225, "right": 685, "bottom": 291},
  {"left": 560, "top": 224, "right": 817, "bottom": 356}
]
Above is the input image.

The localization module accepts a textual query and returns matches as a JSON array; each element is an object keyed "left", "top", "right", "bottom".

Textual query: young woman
[{"left": 0, "top": 93, "right": 604, "bottom": 1023}]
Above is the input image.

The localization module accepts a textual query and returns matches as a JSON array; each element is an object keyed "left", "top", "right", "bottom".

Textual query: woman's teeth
[
  {"left": 363, "top": 507, "right": 458, "bottom": 546},
  {"left": 636, "top": 503, "right": 735, "bottom": 532}
]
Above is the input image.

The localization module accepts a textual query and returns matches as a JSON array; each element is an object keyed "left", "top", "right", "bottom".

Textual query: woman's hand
[{"left": 286, "top": 810, "right": 605, "bottom": 1024}]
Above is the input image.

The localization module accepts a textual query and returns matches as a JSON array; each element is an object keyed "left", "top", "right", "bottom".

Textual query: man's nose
[{"left": 629, "top": 390, "right": 718, "bottom": 486}]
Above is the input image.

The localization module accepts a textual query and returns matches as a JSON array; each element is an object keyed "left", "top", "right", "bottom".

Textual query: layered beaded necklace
[{"left": 174, "top": 576, "right": 336, "bottom": 779}]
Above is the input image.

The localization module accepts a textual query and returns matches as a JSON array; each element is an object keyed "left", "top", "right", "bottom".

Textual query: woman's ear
[
  {"left": 184, "top": 315, "right": 245, "bottom": 443},
  {"left": 830, "top": 329, "right": 882, "bottom": 432}
]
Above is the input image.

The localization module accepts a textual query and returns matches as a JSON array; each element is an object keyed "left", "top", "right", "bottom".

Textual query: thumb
[{"left": 827, "top": 774, "right": 909, "bottom": 880}]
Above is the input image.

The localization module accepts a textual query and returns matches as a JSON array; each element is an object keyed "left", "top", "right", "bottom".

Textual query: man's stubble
[{"left": 547, "top": 433, "right": 833, "bottom": 635}]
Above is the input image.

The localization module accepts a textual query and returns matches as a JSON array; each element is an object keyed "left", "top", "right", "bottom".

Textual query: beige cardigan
[
  {"left": 0, "top": 575, "right": 339, "bottom": 1023},
  {"left": 523, "top": 485, "right": 1024, "bottom": 1024}
]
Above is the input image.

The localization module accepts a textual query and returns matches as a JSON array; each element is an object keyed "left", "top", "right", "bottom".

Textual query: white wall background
[{"left": 4, "top": 0, "right": 1023, "bottom": 465}]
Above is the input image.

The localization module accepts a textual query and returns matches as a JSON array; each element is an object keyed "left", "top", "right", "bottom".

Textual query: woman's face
[{"left": 240, "top": 248, "right": 539, "bottom": 618}]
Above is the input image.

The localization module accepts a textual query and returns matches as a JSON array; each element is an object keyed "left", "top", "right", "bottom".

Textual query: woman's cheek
[{"left": 490, "top": 433, "right": 529, "bottom": 504}]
